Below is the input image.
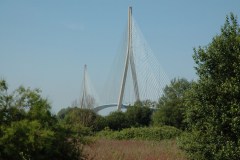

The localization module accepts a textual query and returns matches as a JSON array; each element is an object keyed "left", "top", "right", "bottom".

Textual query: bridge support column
[
  {"left": 117, "top": 6, "right": 140, "bottom": 111},
  {"left": 80, "top": 64, "right": 87, "bottom": 108}
]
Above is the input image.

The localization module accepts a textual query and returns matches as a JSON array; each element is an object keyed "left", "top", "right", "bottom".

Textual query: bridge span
[{"left": 93, "top": 104, "right": 128, "bottom": 113}]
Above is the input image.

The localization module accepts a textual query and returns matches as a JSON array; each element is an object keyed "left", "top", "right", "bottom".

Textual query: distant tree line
[{"left": 57, "top": 101, "right": 153, "bottom": 132}]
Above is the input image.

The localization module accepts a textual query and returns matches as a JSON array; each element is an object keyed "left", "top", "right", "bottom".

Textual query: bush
[
  {"left": 177, "top": 131, "right": 210, "bottom": 160},
  {"left": 0, "top": 119, "right": 86, "bottom": 160},
  {"left": 92, "top": 115, "right": 108, "bottom": 132},
  {"left": 105, "top": 111, "right": 129, "bottom": 130},
  {"left": 125, "top": 105, "right": 152, "bottom": 127},
  {"left": 97, "top": 126, "right": 182, "bottom": 141},
  {"left": 63, "top": 108, "right": 97, "bottom": 128}
]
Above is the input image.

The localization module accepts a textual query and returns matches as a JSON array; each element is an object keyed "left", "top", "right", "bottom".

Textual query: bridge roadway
[
  {"left": 93, "top": 104, "right": 128, "bottom": 112},
  {"left": 93, "top": 104, "right": 157, "bottom": 112}
]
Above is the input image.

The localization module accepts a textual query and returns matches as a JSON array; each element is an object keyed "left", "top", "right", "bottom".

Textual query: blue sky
[{"left": 1, "top": 1, "right": 240, "bottom": 113}]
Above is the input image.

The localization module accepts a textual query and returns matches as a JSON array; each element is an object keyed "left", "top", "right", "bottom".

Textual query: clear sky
[{"left": 1, "top": 0, "right": 240, "bottom": 113}]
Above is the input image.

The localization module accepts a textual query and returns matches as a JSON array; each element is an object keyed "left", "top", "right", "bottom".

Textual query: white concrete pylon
[{"left": 117, "top": 6, "right": 140, "bottom": 111}]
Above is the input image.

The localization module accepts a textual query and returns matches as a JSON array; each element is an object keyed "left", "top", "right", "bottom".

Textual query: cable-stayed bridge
[{"left": 79, "top": 7, "right": 169, "bottom": 113}]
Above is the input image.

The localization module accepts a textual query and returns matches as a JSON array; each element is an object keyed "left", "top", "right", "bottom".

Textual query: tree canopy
[
  {"left": 0, "top": 80, "right": 85, "bottom": 160},
  {"left": 180, "top": 13, "right": 240, "bottom": 160},
  {"left": 152, "top": 78, "right": 191, "bottom": 129}
]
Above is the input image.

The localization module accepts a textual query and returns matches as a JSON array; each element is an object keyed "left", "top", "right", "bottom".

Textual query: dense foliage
[
  {"left": 101, "top": 102, "right": 153, "bottom": 131},
  {"left": 125, "top": 102, "right": 152, "bottom": 127},
  {"left": 152, "top": 78, "right": 191, "bottom": 129},
  {"left": 0, "top": 80, "right": 85, "bottom": 160},
  {"left": 179, "top": 13, "right": 240, "bottom": 159},
  {"left": 105, "top": 111, "right": 128, "bottom": 130},
  {"left": 97, "top": 126, "right": 181, "bottom": 141}
]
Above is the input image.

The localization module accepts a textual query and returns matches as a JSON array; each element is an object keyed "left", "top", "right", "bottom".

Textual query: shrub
[
  {"left": 63, "top": 108, "right": 97, "bottom": 128},
  {"left": 105, "top": 111, "right": 129, "bottom": 130},
  {"left": 125, "top": 105, "right": 152, "bottom": 127},
  {"left": 97, "top": 126, "right": 182, "bottom": 141},
  {"left": 92, "top": 115, "right": 108, "bottom": 132}
]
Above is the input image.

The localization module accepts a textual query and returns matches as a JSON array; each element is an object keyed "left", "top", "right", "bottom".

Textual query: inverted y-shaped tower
[
  {"left": 80, "top": 64, "right": 97, "bottom": 109},
  {"left": 117, "top": 7, "right": 140, "bottom": 110},
  {"left": 80, "top": 64, "right": 88, "bottom": 108}
]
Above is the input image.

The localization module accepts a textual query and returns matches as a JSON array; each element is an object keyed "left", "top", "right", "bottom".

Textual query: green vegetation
[
  {"left": 178, "top": 13, "right": 240, "bottom": 159},
  {"left": 105, "top": 111, "right": 128, "bottom": 130},
  {"left": 125, "top": 102, "right": 152, "bottom": 127},
  {"left": 1, "top": 12, "right": 240, "bottom": 160},
  {"left": 103, "top": 103, "right": 152, "bottom": 131},
  {"left": 97, "top": 126, "right": 181, "bottom": 141},
  {"left": 152, "top": 78, "right": 192, "bottom": 129},
  {"left": 0, "top": 80, "right": 86, "bottom": 160},
  {"left": 59, "top": 108, "right": 97, "bottom": 136}
]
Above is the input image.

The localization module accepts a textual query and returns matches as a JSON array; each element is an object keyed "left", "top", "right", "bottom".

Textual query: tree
[
  {"left": 134, "top": 100, "right": 157, "bottom": 108},
  {"left": 0, "top": 81, "right": 26, "bottom": 125},
  {"left": 14, "top": 86, "right": 55, "bottom": 126},
  {"left": 60, "top": 108, "right": 98, "bottom": 138},
  {"left": 125, "top": 102, "right": 152, "bottom": 127},
  {"left": 152, "top": 78, "right": 191, "bottom": 129},
  {"left": 57, "top": 107, "right": 72, "bottom": 119},
  {"left": 180, "top": 13, "right": 240, "bottom": 159},
  {"left": 0, "top": 79, "right": 12, "bottom": 109},
  {"left": 106, "top": 111, "right": 129, "bottom": 130},
  {"left": 0, "top": 80, "right": 86, "bottom": 159},
  {"left": 0, "top": 119, "right": 85, "bottom": 160},
  {"left": 63, "top": 108, "right": 97, "bottom": 128},
  {"left": 92, "top": 115, "right": 108, "bottom": 132}
]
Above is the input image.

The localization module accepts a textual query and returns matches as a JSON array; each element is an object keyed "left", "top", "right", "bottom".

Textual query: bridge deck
[{"left": 93, "top": 104, "right": 128, "bottom": 112}]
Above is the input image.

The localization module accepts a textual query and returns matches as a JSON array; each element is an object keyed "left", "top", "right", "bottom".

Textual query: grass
[{"left": 84, "top": 138, "right": 188, "bottom": 160}]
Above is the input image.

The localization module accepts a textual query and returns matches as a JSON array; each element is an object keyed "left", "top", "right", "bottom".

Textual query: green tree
[
  {"left": 57, "top": 107, "right": 72, "bottom": 119},
  {"left": 0, "top": 79, "right": 24, "bottom": 125},
  {"left": 58, "top": 107, "right": 108, "bottom": 133},
  {"left": 92, "top": 115, "right": 108, "bottom": 131},
  {"left": 106, "top": 111, "right": 129, "bottom": 130},
  {"left": 0, "top": 80, "right": 86, "bottom": 159},
  {"left": 63, "top": 108, "right": 97, "bottom": 128},
  {"left": 152, "top": 78, "right": 191, "bottom": 129},
  {"left": 125, "top": 102, "right": 152, "bottom": 127},
  {"left": 0, "top": 79, "right": 12, "bottom": 108},
  {"left": 60, "top": 108, "right": 97, "bottom": 138},
  {"left": 134, "top": 100, "right": 157, "bottom": 108},
  {"left": 14, "top": 86, "right": 55, "bottom": 126},
  {"left": 180, "top": 14, "right": 240, "bottom": 159},
  {"left": 0, "top": 120, "right": 85, "bottom": 160}
]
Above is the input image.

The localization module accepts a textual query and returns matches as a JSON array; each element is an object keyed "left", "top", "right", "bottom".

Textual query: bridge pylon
[
  {"left": 80, "top": 64, "right": 96, "bottom": 109},
  {"left": 117, "top": 6, "right": 140, "bottom": 111}
]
